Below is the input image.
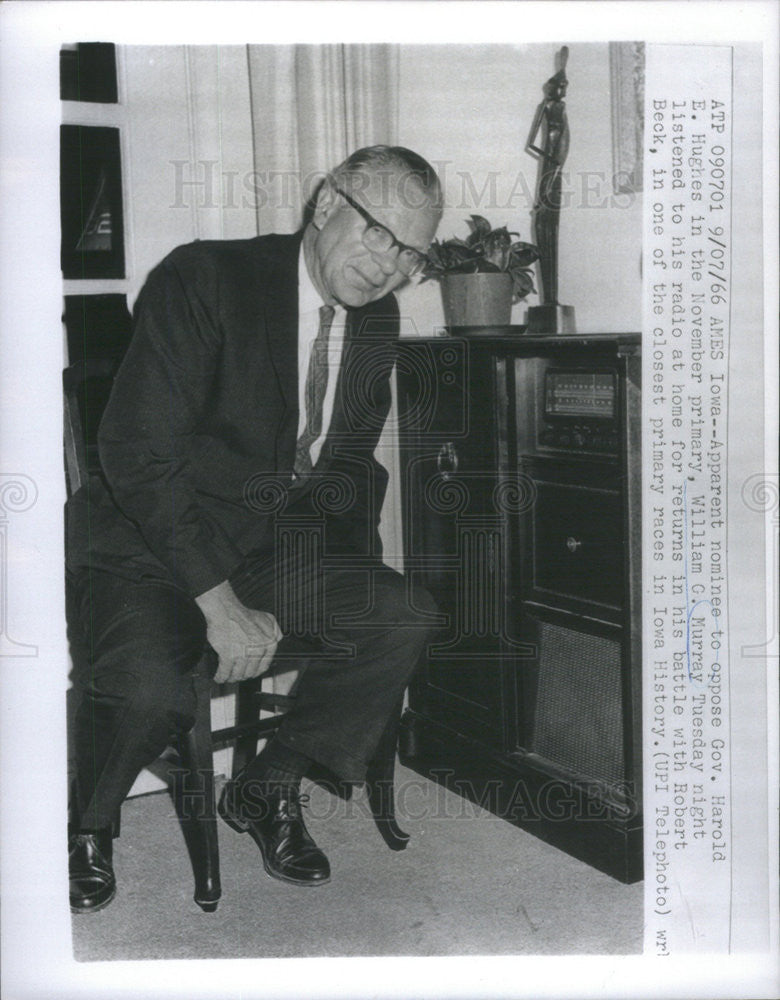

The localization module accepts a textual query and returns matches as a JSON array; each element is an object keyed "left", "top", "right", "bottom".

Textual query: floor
[{"left": 72, "top": 765, "right": 643, "bottom": 961}]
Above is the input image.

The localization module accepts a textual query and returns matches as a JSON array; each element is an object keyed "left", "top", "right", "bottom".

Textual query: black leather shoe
[
  {"left": 69, "top": 829, "right": 116, "bottom": 914},
  {"left": 218, "top": 777, "right": 330, "bottom": 887}
]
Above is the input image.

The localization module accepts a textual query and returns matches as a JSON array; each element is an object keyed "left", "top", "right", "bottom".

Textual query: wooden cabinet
[
  {"left": 396, "top": 333, "right": 642, "bottom": 883},
  {"left": 398, "top": 343, "right": 512, "bottom": 748}
]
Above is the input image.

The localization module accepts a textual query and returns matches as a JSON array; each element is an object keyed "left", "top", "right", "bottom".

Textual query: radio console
[{"left": 537, "top": 367, "right": 619, "bottom": 454}]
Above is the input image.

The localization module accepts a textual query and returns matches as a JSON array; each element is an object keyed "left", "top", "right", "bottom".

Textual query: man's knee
[
  {"left": 84, "top": 658, "right": 199, "bottom": 732},
  {"left": 371, "top": 572, "right": 439, "bottom": 637},
  {"left": 137, "top": 670, "right": 198, "bottom": 732}
]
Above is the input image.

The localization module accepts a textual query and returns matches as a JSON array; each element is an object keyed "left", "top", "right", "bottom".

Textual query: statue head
[
  {"left": 543, "top": 45, "right": 569, "bottom": 100},
  {"left": 543, "top": 69, "right": 568, "bottom": 101}
]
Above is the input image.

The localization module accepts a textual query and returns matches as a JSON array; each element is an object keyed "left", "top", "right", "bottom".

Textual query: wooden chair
[{"left": 63, "top": 360, "right": 409, "bottom": 913}]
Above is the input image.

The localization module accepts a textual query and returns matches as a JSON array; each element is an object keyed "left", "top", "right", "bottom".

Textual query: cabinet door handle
[
  {"left": 566, "top": 536, "right": 583, "bottom": 553},
  {"left": 437, "top": 442, "right": 459, "bottom": 480}
]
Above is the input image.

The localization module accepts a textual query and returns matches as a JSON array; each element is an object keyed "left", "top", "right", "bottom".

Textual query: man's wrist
[{"left": 194, "top": 579, "right": 238, "bottom": 617}]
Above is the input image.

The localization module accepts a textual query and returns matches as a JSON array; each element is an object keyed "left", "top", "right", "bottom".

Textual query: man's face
[{"left": 308, "top": 168, "right": 441, "bottom": 309}]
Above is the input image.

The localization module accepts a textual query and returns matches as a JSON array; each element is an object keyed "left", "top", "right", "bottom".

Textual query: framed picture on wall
[
  {"left": 60, "top": 43, "right": 118, "bottom": 103},
  {"left": 60, "top": 124, "right": 125, "bottom": 279}
]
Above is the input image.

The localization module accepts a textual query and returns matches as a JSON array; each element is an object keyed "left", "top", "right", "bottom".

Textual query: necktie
[{"left": 293, "top": 304, "right": 335, "bottom": 479}]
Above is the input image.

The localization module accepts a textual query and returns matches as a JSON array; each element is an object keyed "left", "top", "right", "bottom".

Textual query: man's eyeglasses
[{"left": 335, "top": 186, "right": 427, "bottom": 277}]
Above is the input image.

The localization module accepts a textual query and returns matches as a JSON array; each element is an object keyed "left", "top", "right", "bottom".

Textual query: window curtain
[
  {"left": 246, "top": 44, "right": 400, "bottom": 233},
  {"left": 246, "top": 43, "right": 405, "bottom": 573}
]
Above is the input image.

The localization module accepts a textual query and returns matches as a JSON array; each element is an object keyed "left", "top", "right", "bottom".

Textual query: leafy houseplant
[{"left": 422, "top": 215, "right": 539, "bottom": 329}]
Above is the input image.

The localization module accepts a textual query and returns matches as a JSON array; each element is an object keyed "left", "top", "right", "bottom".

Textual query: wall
[
  {"left": 122, "top": 45, "right": 257, "bottom": 307},
  {"left": 396, "top": 43, "right": 642, "bottom": 334},
  {"left": 94, "top": 43, "right": 642, "bottom": 330},
  {"left": 63, "top": 45, "right": 259, "bottom": 311}
]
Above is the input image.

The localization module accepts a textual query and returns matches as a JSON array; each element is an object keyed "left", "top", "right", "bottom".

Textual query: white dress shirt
[{"left": 296, "top": 247, "right": 346, "bottom": 469}]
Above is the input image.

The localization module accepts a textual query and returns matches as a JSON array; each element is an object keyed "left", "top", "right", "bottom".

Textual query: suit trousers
[{"left": 68, "top": 549, "right": 438, "bottom": 832}]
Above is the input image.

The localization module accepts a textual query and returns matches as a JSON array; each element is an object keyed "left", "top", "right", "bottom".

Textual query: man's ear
[{"left": 312, "top": 178, "right": 340, "bottom": 230}]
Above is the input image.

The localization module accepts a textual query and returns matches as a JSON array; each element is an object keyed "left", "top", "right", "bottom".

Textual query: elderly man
[{"left": 67, "top": 145, "right": 443, "bottom": 912}]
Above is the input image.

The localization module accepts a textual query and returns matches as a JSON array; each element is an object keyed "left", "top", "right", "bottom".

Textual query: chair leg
[
  {"left": 365, "top": 696, "right": 410, "bottom": 852},
  {"left": 174, "top": 669, "right": 221, "bottom": 912},
  {"left": 230, "top": 676, "right": 265, "bottom": 777}
]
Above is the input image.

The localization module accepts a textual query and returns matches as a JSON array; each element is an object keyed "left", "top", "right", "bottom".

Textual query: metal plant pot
[{"left": 440, "top": 271, "right": 513, "bottom": 327}]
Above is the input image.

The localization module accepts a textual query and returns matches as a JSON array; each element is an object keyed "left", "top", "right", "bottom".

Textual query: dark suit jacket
[{"left": 66, "top": 232, "right": 401, "bottom": 597}]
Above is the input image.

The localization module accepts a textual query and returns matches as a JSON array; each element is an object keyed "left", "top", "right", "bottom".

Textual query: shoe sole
[
  {"left": 70, "top": 885, "right": 117, "bottom": 915},
  {"left": 219, "top": 797, "right": 331, "bottom": 888}
]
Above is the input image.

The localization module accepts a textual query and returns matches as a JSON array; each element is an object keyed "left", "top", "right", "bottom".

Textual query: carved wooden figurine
[{"left": 525, "top": 46, "right": 576, "bottom": 333}]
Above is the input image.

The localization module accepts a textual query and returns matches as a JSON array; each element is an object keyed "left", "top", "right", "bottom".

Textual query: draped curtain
[
  {"left": 246, "top": 43, "right": 404, "bottom": 575},
  {"left": 247, "top": 45, "right": 399, "bottom": 233}
]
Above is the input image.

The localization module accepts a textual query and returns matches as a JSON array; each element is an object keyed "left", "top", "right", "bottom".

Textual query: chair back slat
[{"left": 62, "top": 359, "right": 117, "bottom": 496}]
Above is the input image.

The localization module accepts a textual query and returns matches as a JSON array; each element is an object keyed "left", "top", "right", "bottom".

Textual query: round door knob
[{"left": 566, "top": 536, "right": 582, "bottom": 553}]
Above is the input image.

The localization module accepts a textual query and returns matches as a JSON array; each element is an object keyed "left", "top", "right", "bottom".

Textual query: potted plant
[{"left": 421, "top": 215, "right": 539, "bottom": 329}]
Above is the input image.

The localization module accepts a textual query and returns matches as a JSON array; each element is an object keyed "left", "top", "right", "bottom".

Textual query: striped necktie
[{"left": 293, "top": 304, "right": 335, "bottom": 479}]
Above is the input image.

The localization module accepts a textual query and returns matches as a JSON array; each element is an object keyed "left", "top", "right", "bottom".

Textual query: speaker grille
[{"left": 531, "top": 621, "right": 625, "bottom": 787}]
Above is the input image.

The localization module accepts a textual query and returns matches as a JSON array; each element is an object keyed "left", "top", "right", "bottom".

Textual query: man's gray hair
[{"left": 331, "top": 145, "right": 443, "bottom": 212}]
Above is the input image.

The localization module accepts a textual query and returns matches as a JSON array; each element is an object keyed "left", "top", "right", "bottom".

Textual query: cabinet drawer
[{"left": 526, "top": 477, "right": 623, "bottom": 613}]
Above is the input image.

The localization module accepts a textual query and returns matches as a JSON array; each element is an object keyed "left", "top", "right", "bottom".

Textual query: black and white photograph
[{"left": 1, "top": 3, "right": 777, "bottom": 999}]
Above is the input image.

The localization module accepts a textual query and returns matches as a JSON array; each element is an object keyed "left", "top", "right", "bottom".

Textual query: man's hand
[{"left": 194, "top": 580, "right": 282, "bottom": 684}]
